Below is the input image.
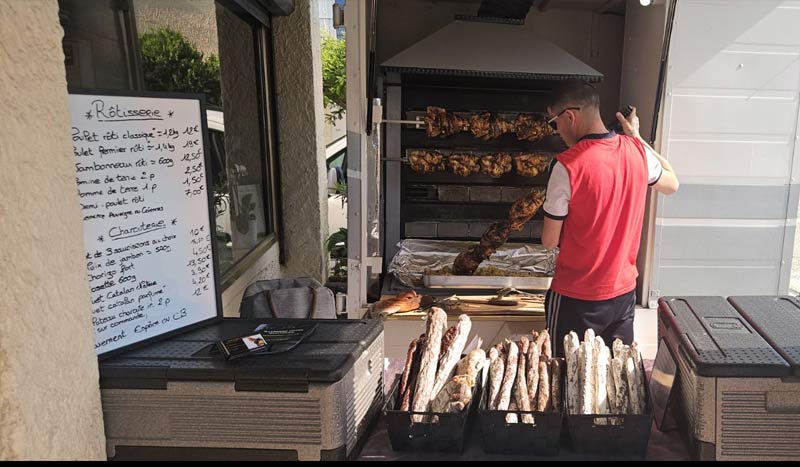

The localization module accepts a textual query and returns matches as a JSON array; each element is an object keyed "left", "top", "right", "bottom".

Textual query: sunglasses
[{"left": 547, "top": 106, "right": 581, "bottom": 128}]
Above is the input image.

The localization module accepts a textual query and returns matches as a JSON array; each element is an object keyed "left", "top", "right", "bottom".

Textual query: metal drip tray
[{"left": 424, "top": 274, "right": 552, "bottom": 290}]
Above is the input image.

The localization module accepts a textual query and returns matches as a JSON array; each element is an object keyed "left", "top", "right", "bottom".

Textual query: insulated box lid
[
  {"left": 728, "top": 296, "right": 800, "bottom": 376},
  {"left": 99, "top": 318, "right": 383, "bottom": 391},
  {"left": 658, "top": 296, "right": 790, "bottom": 377}
]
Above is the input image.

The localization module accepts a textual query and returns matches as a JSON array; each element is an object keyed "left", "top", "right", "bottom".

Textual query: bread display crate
[
  {"left": 658, "top": 296, "right": 800, "bottom": 461},
  {"left": 477, "top": 357, "right": 565, "bottom": 456},
  {"left": 564, "top": 356, "right": 653, "bottom": 457},
  {"left": 383, "top": 371, "right": 484, "bottom": 453},
  {"left": 99, "top": 318, "right": 384, "bottom": 461}
]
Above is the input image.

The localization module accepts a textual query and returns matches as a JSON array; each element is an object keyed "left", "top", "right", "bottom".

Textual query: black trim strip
[
  {"left": 543, "top": 209, "right": 567, "bottom": 221},
  {"left": 578, "top": 130, "right": 616, "bottom": 143},
  {"left": 649, "top": 167, "right": 663, "bottom": 186}
]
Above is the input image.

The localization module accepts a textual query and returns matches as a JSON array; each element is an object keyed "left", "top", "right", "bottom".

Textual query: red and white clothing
[{"left": 543, "top": 131, "right": 662, "bottom": 301}]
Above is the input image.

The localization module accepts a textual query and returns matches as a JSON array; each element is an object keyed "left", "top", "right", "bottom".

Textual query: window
[{"left": 60, "top": 0, "right": 281, "bottom": 287}]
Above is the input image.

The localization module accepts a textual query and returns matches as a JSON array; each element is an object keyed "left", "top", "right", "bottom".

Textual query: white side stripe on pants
[{"left": 547, "top": 291, "right": 562, "bottom": 340}]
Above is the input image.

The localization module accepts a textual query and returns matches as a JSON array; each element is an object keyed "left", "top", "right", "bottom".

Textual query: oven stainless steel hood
[{"left": 382, "top": 18, "right": 603, "bottom": 82}]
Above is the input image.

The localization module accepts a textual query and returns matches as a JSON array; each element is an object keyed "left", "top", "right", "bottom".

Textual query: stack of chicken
[
  {"left": 563, "top": 330, "right": 647, "bottom": 423},
  {"left": 425, "top": 107, "right": 556, "bottom": 142},
  {"left": 452, "top": 187, "right": 546, "bottom": 275},
  {"left": 479, "top": 153, "right": 513, "bottom": 177},
  {"left": 447, "top": 153, "right": 481, "bottom": 177},
  {"left": 397, "top": 309, "right": 486, "bottom": 422},
  {"left": 514, "top": 152, "right": 552, "bottom": 178},
  {"left": 487, "top": 329, "right": 562, "bottom": 423},
  {"left": 408, "top": 150, "right": 445, "bottom": 174},
  {"left": 514, "top": 114, "right": 556, "bottom": 141},
  {"left": 426, "top": 106, "right": 471, "bottom": 138}
]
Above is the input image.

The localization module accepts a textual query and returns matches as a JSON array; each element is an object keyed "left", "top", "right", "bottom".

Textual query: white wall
[
  {"left": 0, "top": 0, "right": 105, "bottom": 459},
  {"left": 652, "top": 0, "right": 800, "bottom": 298}
]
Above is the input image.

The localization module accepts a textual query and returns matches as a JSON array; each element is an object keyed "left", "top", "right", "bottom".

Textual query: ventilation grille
[{"left": 720, "top": 391, "right": 800, "bottom": 459}]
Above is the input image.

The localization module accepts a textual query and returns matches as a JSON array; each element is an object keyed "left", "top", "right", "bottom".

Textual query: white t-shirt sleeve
[
  {"left": 543, "top": 161, "right": 570, "bottom": 219},
  {"left": 645, "top": 145, "right": 663, "bottom": 186}
]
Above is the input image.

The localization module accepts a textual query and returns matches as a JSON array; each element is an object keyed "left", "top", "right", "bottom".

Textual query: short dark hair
[{"left": 549, "top": 79, "right": 600, "bottom": 112}]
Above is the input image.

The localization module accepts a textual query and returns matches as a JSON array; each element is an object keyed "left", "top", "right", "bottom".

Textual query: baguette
[
  {"left": 579, "top": 340, "right": 595, "bottom": 414},
  {"left": 564, "top": 331, "right": 580, "bottom": 414},
  {"left": 399, "top": 335, "right": 423, "bottom": 411},
  {"left": 537, "top": 356, "right": 551, "bottom": 412},
  {"left": 625, "top": 357, "right": 641, "bottom": 415},
  {"left": 550, "top": 358, "right": 562, "bottom": 413},
  {"left": 594, "top": 337, "right": 611, "bottom": 423},
  {"left": 488, "top": 347, "right": 505, "bottom": 409},
  {"left": 432, "top": 315, "right": 472, "bottom": 399},
  {"left": 514, "top": 337, "right": 534, "bottom": 423},
  {"left": 612, "top": 338, "right": 625, "bottom": 360},
  {"left": 612, "top": 357, "right": 629, "bottom": 415},
  {"left": 506, "top": 400, "right": 519, "bottom": 424},
  {"left": 497, "top": 340, "right": 519, "bottom": 411},
  {"left": 456, "top": 348, "right": 486, "bottom": 388},
  {"left": 411, "top": 308, "right": 447, "bottom": 422},
  {"left": 630, "top": 342, "right": 646, "bottom": 412},
  {"left": 430, "top": 374, "right": 472, "bottom": 414},
  {"left": 606, "top": 351, "right": 618, "bottom": 415}
]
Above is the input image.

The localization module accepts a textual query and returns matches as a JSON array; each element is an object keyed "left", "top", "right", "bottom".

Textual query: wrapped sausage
[
  {"left": 497, "top": 340, "right": 519, "bottom": 411},
  {"left": 488, "top": 346, "right": 505, "bottom": 410},
  {"left": 527, "top": 336, "right": 541, "bottom": 410},
  {"left": 514, "top": 337, "right": 534, "bottom": 423},
  {"left": 536, "top": 356, "right": 551, "bottom": 412},
  {"left": 550, "top": 359, "right": 562, "bottom": 413}
]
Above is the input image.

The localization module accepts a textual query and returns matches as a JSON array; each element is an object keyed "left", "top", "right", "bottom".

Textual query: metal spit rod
[{"left": 381, "top": 118, "right": 424, "bottom": 127}]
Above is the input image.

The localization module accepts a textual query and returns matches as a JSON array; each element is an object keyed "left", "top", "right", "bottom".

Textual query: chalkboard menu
[{"left": 68, "top": 91, "right": 221, "bottom": 356}]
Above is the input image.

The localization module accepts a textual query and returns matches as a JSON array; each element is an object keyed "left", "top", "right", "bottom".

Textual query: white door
[{"left": 651, "top": 0, "right": 800, "bottom": 304}]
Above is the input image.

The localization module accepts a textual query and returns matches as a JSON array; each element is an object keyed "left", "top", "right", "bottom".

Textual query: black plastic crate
[
  {"left": 478, "top": 357, "right": 565, "bottom": 456},
  {"left": 383, "top": 372, "right": 483, "bottom": 452},
  {"left": 565, "top": 356, "right": 653, "bottom": 457}
]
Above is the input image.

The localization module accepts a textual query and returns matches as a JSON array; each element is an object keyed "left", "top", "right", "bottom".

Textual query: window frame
[{"left": 216, "top": 3, "right": 284, "bottom": 290}]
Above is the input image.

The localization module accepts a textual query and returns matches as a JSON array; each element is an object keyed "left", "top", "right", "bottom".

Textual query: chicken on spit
[
  {"left": 426, "top": 106, "right": 469, "bottom": 138},
  {"left": 514, "top": 153, "right": 552, "bottom": 178},
  {"left": 479, "top": 153, "right": 513, "bottom": 178},
  {"left": 452, "top": 188, "right": 547, "bottom": 276},
  {"left": 408, "top": 150, "right": 445, "bottom": 174},
  {"left": 447, "top": 153, "right": 481, "bottom": 177},
  {"left": 514, "top": 114, "right": 555, "bottom": 142}
]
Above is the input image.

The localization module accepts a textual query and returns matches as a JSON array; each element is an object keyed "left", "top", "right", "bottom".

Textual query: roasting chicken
[
  {"left": 514, "top": 153, "right": 552, "bottom": 177},
  {"left": 452, "top": 188, "right": 547, "bottom": 275},
  {"left": 514, "top": 113, "right": 555, "bottom": 141},
  {"left": 447, "top": 153, "right": 481, "bottom": 177},
  {"left": 426, "top": 106, "right": 470, "bottom": 138},
  {"left": 479, "top": 153, "right": 513, "bottom": 178},
  {"left": 409, "top": 150, "right": 445, "bottom": 174}
]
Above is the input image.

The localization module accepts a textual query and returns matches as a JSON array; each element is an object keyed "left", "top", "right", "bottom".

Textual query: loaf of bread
[
  {"left": 432, "top": 315, "right": 472, "bottom": 399},
  {"left": 411, "top": 308, "right": 447, "bottom": 422}
]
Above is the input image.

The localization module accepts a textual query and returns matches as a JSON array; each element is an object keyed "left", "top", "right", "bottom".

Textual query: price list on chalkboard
[{"left": 68, "top": 93, "right": 220, "bottom": 355}]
